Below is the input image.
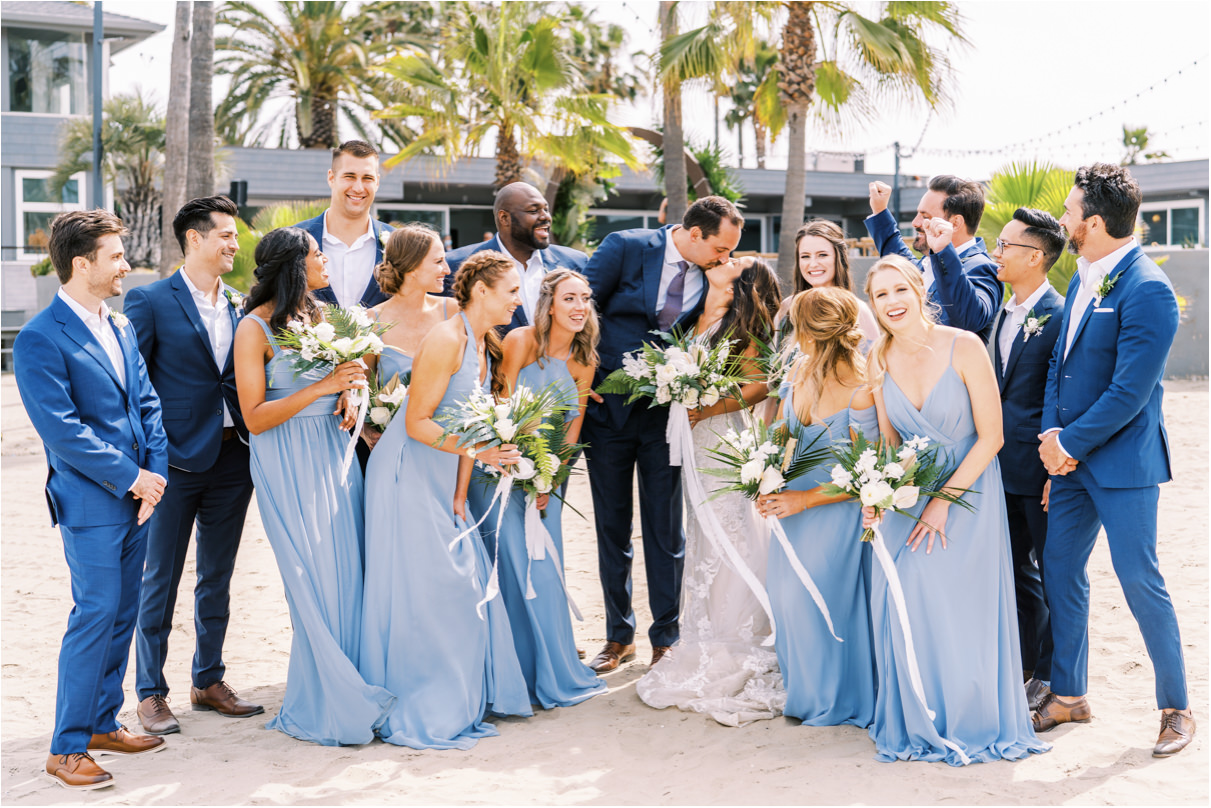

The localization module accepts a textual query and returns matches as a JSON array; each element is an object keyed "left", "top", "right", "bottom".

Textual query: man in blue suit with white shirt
[
  {"left": 581, "top": 196, "right": 743, "bottom": 672},
  {"left": 443, "top": 182, "right": 587, "bottom": 332},
  {"left": 15, "top": 210, "right": 169, "bottom": 789},
  {"left": 866, "top": 176, "right": 1003, "bottom": 341},
  {"left": 1033, "top": 163, "right": 1193, "bottom": 757}
]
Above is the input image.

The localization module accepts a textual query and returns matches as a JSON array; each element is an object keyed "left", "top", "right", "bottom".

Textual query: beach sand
[{"left": 2, "top": 374, "right": 1206, "bottom": 805}]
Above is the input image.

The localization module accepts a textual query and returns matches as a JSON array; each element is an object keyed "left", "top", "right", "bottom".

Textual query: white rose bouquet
[
  {"left": 594, "top": 330, "right": 748, "bottom": 410},
  {"left": 367, "top": 371, "right": 410, "bottom": 429},
  {"left": 701, "top": 417, "right": 831, "bottom": 500},
  {"left": 273, "top": 304, "right": 390, "bottom": 379}
]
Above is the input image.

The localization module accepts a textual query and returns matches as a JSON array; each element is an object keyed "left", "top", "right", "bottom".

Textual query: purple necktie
[{"left": 657, "top": 260, "right": 689, "bottom": 331}]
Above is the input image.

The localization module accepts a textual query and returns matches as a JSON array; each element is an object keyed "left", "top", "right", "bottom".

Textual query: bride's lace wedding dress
[{"left": 635, "top": 408, "right": 786, "bottom": 727}]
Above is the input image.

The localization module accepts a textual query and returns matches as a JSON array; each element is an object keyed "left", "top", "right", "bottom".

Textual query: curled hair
[
  {"left": 789, "top": 287, "right": 866, "bottom": 424},
  {"left": 451, "top": 250, "right": 514, "bottom": 397},
  {"left": 862, "top": 255, "right": 938, "bottom": 389},
  {"left": 709, "top": 257, "right": 781, "bottom": 353},
  {"left": 793, "top": 219, "right": 853, "bottom": 295},
  {"left": 243, "top": 227, "right": 320, "bottom": 334},
  {"left": 1074, "top": 162, "right": 1142, "bottom": 238},
  {"left": 376, "top": 223, "right": 441, "bottom": 295},
  {"left": 929, "top": 174, "right": 986, "bottom": 234},
  {"left": 683, "top": 195, "right": 744, "bottom": 238},
  {"left": 533, "top": 268, "right": 599, "bottom": 370}
]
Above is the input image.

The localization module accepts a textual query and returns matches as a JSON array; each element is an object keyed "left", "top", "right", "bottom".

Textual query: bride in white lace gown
[{"left": 636, "top": 257, "right": 786, "bottom": 727}]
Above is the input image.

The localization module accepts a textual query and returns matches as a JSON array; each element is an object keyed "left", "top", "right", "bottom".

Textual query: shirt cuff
[{"left": 1041, "top": 427, "right": 1072, "bottom": 459}]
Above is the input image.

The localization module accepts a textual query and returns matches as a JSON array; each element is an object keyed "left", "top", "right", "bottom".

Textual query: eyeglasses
[{"left": 995, "top": 239, "right": 1041, "bottom": 253}]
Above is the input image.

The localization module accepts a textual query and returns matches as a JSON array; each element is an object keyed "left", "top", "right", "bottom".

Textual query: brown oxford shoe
[
  {"left": 650, "top": 645, "right": 672, "bottom": 666},
  {"left": 88, "top": 725, "right": 166, "bottom": 756},
  {"left": 1154, "top": 709, "right": 1196, "bottom": 757},
  {"left": 1031, "top": 692, "right": 1092, "bottom": 732},
  {"left": 1025, "top": 678, "right": 1052, "bottom": 712},
  {"left": 588, "top": 641, "right": 636, "bottom": 674},
  {"left": 44, "top": 752, "right": 113, "bottom": 790},
  {"left": 137, "top": 695, "right": 180, "bottom": 735},
  {"left": 190, "top": 681, "right": 264, "bottom": 717},
  {"left": 577, "top": 647, "right": 586, "bottom": 660}
]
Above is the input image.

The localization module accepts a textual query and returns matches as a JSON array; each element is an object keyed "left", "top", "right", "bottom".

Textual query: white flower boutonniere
[
  {"left": 224, "top": 288, "right": 245, "bottom": 311},
  {"left": 379, "top": 228, "right": 390, "bottom": 249},
  {"left": 1093, "top": 270, "right": 1125, "bottom": 306},
  {"left": 1021, "top": 310, "right": 1052, "bottom": 343},
  {"left": 109, "top": 311, "right": 128, "bottom": 331}
]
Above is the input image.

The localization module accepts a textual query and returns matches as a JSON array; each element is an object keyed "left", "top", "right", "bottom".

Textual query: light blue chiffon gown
[
  {"left": 767, "top": 384, "right": 878, "bottom": 728},
  {"left": 358, "top": 312, "right": 532, "bottom": 750},
  {"left": 868, "top": 338, "right": 1049, "bottom": 765},
  {"left": 467, "top": 355, "right": 605, "bottom": 709},
  {"left": 246, "top": 314, "right": 395, "bottom": 746}
]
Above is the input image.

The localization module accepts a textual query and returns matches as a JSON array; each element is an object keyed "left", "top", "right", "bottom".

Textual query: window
[
  {"left": 14, "top": 170, "right": 86, "bottom": 259},
  {"left": 1139, "top": 200, "right": 1206, "bottom": 247},
  {"left": 377, "top": 206, "right": 447, "bottom": 234},
  {"left": 6, "top": 28, "right": 90, "bottom": 114}
]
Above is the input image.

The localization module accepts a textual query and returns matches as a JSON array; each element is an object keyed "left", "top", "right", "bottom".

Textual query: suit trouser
[
  {"left": 136, "top": 439, "right": 254, "bottom": 698},
  {"left": 52, "top": 519, "right": 148, "bottom": 754},
  {"left": 584, "top": 404, "right": 685, "bottom": 648},
  {"left": 1044, "top": 465, "right": 1187, "bottom": 709},
  {"left": 1004, "top": 491, "right": 1052, "bottom": 680}
]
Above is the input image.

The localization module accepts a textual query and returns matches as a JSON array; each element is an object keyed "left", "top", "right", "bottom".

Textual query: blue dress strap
[
  {"left": 948, "top": 334, "right": 960, "bottom": 364},
  {"left": 248, "top": 313, "right": 280, "bottom": 356},
  {"left": 443, "top": 297, "right": 449, "bottom": 318}
]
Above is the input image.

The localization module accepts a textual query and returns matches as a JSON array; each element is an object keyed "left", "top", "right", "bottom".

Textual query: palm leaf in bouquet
[
  {"left": 595, "top": 329, "right": 753, "bottom": 408},
  {"left": 701, "top": 416, "right": 832, "bottom": 500}
]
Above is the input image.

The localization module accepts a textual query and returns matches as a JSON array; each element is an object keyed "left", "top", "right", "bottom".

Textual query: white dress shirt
[
  {"left": 924, "top": 236, "right": 977, "bottom": 292},
  {"left": 1063, "top": 238, "right": 1137, "bottom": 359},
  {"left": 656, "top": 226, "right": 704, "bottom": 315},
  {"left": 57, "top": 287, "right": 124, "bottom": 387},
  {"left": 322, "top": 212, "right": 378, "bottom": 308},
  {"left": 998, "top": 281, "right": 1053, "bottom": 373},
  {"left": 180, "top": 268, "right": 235, "bottom": 427},
  {"left": 497, "top": 234, "right": 546, "bottom": 323}
]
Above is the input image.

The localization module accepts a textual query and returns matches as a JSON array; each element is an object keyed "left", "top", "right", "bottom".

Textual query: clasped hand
[
  {"left": 131, "top": 468, "right": 167, "bottom": 525},
  {"left": 328, "top": 361, "right": 368, "bottom": 430},
  {"left": 476, "top": 443, "right": 521, "bottom": 473},
  {"left": 1037, "top": 431, "right": 1078, "bottom": 476},
  {"left": 861, "top": 500, "right": 950, "bottom": 554}
]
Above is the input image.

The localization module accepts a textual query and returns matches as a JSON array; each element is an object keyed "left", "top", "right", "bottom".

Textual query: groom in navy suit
[
  {"left": 582, "top": 196, "right": 744, "bottom": 672},
  {"left": 1034, "top": 163, "right": 1193, "bottom": 757},
  {"left": 443, "top": 182, "right": 587, "bottom": 333},
  {"left": 15, "top": 210, "right": 169, "bottom": 789},
  {"left": 988, "top": 207, "right": 1066, "bottom": 710},
  {"left": 126, "top": 196, "right": 262, "bottom": 735}
]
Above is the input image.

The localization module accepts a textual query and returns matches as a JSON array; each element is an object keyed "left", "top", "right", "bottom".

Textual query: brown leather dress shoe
[
  {"left": 137, "top": 695, "right": 180, "bottom": 735},
  {"left": 190, "top": 681, "right": 264, "bottom": 717},
  {"left": 588, "top": 641, "right": 636, "bottom": 674},
  {"left": 1154, "top": 709, "right": 1196, "bottom": 757},
  {"left": 1025, "top": 678, "right": 1052, "bottom": 712},
  {"left": 650, "top": 646, "right": 672, "bottom": 666},
  {"left": 88, "top": 725, "right": 166, "bottom": 756},
  {"left": 45, "top": 752, "right": 113, "bottom": 790},
  {"left": 577, "top": 647, "right": 586, "bottom": 660},
  {"left": 1031, "top": 693, "right": 1092, "bottom": 732}
]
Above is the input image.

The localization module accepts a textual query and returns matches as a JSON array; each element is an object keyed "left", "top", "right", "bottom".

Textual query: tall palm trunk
[
  {"left": 298, "top": 94, "right": 338, "bottom": 149},
  {"left": 121, "top": 184, "right": 162, "bottom": 268},
  {"left": 775, "top": 1, "right": 817, "bottom": 281},
  {"left": 754, "top": 120, "right": 767, "bottom": 170},
  {"left": 160, "top": 1, "right": 191, "bottom": 276},
  {"left": 494, "top": 123, "right": 524, "bottom": 190},
  {"left": 660, "top": 0, "right": 688, "bottom": 225},
  {"left": 186, "top": 1, "right": 216, "bottom": 200}
]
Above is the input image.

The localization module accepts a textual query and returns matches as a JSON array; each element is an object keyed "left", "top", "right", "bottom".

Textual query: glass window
[
  {"left": 1141, "top": 209, "right": 1169, "bottom": 245},
  {"left": 379, "top": 208, "right": 446, "bottom": 233},
  {"left": 22, "top": 176, "right": 78, "bottom": 205},
  {"left": 1171, "top": 207, "right": 1200, "bottom": 247},
  {"left": 7, "top": 28, "right": 89, "bottom": 114},
  {"left": 735, "top": 217, "right": 763, "bottom": 253},
  {"left": 14, "top": 170, "right": 86, "bottom": 259},
  {"left": 587, "top": 214, "right": 645, "bottom": 244}
]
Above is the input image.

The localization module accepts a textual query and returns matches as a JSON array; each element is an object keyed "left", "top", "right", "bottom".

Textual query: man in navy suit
[
  {"left": 126, "top": 196, "right": 262, "bottom": 735},
  {"left": 866, "top": 177, "right": 1003, "bottom": 341},
  {"left": 582, "top": 196, "right": 743, "bottom": 672},
  {"left": 444, "top": 181, "right": 587, "bottom": 332},
  {"left": 987, "top": 207, "right": 1066, "bottom": 711},
  {"left": 1033, "top": 163, "right": 1193, "bottom": 757},
  {"left": 15, "top": 210, "right": 170, "bottom": 789},
  {"left": 294, "top": 140, "right": 394, "bottom": 309}
]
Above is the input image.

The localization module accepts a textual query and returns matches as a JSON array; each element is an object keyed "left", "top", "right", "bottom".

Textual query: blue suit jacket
[
  {"left": 14, "top": 294, "right": 168, "bottom": 527},
  {"left": 123, "top": 270, "right": 246, "bottom": 472},
  {"left": 1043, "top": 246, "right": 1175, "bottom": 488},
  {"left": 442, "top": 235, "right": 589, "bottom": 332},
  {"left": 294, "top": 212, "right": 393, "bottom": 308},
  {"left": 583, "top": 226, "right": 707, "bottom": 431},
  {"left": 865, "top": 208, "right": 1003, "bottom": 341},
  {"left": 993, "top": 285, "right": 1065, "bottom": 496}
]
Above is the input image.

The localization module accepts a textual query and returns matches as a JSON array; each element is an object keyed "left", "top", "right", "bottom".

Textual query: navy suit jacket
[
  {"left": 14, "top": 294, "right": 168, "bottom": 527},
  {"left": 442, "top": 235, "right": 589, "bottom": 332},
  {"left": 993, "top": 285, "right": 1064, "bottom": 496},
  {"left": 865, "top": 208, "right": 1003, "bottom": 341},
  {"left": 294, "top": 212, "right": 393, "bottom": 308},
  {"left": 1043, "top": 245, "right": 1175, "bottom": 488},
  {"left": 583, "top": 226, "right": 707, "bottom": 431},
  {"left": 123, "top": 270, "right": 246, "bottom": 472}
]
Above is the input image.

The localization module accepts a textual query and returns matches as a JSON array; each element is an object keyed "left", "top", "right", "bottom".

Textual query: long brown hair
[
  {"left": 451, "top": 250, "right": 513, "bottom": 396},
  {"left": 793, "top": 219, "right": 853, "bottom": 295},
  {"left": 789, "top": 287, "right": 866, "bottom": 424},
  {"left": 375, "top": 223, "right": 440, "bottom": 295},
  {"left": 862, "top": 255, "right": 938, "bottom": 389},
  {"left": 708, "top": 257, "right": 781, "bottom": 353},
  {"left": 533, "top": 268, "right": 599, "bottom": 370}
]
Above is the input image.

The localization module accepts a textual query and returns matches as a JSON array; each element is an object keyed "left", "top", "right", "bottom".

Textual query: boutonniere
[
  {"left": 379, "top": 228, "right": 390, "bottom": 249},
  {"left": 1093, "top": 270, "right": 1125, "bottom": 306},
  {"left": 1021, "top": 310, "right": 1051, "bottom": 343},
  {"left": 224, "top": 288, "right": 245, "bottom": 311},
  {"left": 109, "top": 311, "right": 128, "bottom": 331}
]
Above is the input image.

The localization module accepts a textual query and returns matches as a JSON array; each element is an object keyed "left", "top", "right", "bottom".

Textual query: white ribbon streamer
[
  {"left": 666, "top": 401, "right": 689, "bottom": 466},
  {"left": 523, "top": 496, "right": 584, "bottom": 621},
  {"left": 764, "top": 514, "right": 842, "bottom": 643},
  {"left": 338, "top": 362, "right": 370, "bottom": 479},
  {"left": 448, "top": 473, "right": 512, "bottom": 621},
  {"left": 870, "top": 521, "right": 970, "bottom": 765}
]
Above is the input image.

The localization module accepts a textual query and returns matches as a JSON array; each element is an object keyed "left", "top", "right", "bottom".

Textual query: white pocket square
[{"left": 1093, "top": 307, "right": 1114, "bottom": 313}]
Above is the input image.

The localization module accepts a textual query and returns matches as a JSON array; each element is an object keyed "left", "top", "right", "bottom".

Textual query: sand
[{"left": 1, "top": 374, "right": 1206, "bottom": 806}]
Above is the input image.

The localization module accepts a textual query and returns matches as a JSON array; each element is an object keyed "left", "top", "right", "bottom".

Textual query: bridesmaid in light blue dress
[
  {"left": 757, "top": 287, "right": 878, "bottom": 728},
  {"left": 859, "top": 255, "right": 1049, "bottom": 765},
  {"left": 233, "top": 227, "right": 394, "bottom": 745},
  {"left": 466, "top": 269, "right": 606, "bottom": 709},
  {"left": 358, "top": 250, "right": 532, "bottom": 750}
]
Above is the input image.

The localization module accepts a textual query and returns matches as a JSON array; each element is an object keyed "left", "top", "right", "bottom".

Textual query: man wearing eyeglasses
[
  {"left": 989, "top": 207, "right": 1066, "bottom": 715},
  {"left": 867, "top": 177, "right": 1003, "bottom": 341}
]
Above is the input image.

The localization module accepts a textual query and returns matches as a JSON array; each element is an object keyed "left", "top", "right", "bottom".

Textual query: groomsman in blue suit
[
  {"left": 295, "top": 140, "right": 393, "bottom": 309},
  {"left": 126, "top": 196, "right": 263, "bottom": 735},
  {"left": 988, "top": 207, "right": 1066, "bottom": 711},
  {"left": 1034, "top": 163, "right": 1193, "bottom": 757},
  {"left": 444, "top": 181, "right": 587, "bottom": 333},
  {"left": 15, "top": 210, "right": 170, "bottom": 789},
  {"left": 865, "top": 177, "right": 1003, "bottom": 341},
  {"left": 582, "top": 196, "right": 744, "bottom": 672}
]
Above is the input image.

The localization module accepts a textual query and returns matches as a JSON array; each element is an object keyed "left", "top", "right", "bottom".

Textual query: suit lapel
[
  {"left": 1001, "top": 314, "right": 1029, "bottom": 387},
  {"left": 55, "top": 299, "right": 125, "bottom": 390},
  {"left": 358, "top": 220, "right": 387, "bottom": 307},
  {"left": 221, "top": 283, "right": 241, "bottom": 374},
  {"left": 991, "top": 308, "right": 1007, "bottom": 390},
  {"left": 643, "top": 227, "right": 671, "bottom": 327},
  {"left": 114, "top": 318, "right": 141, "bottom": 407},
  {"left": 1066, "top": 248, "right": 1141, "bottom": 360},
  {"left": 171, "top": 271, "right": 222, "bottom": 375}
]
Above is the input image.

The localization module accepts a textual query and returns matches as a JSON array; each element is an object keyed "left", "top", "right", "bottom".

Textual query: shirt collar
[
  {"left": 1004, "top": 280, "right": 1052, "bottom": 314},
  {"left": 664, "top": 225, "right": 689, "bottom": 267},
  {"left": 1077, "top": 238, "right": 1136, "bottom": 287},
  {"left": 322, "top": 211, "right": 375, "bottom": 246},
  {"left": 955, "top": 237, "right": 978, "bottom": 256},
  {"left": 495, "top": 234, "right": 545, "bottom": 272},
  {"left": 179, "top": 266, "right": 223, "bottom": 305},
  {"left": 57, "top": 286, "right": 109, "bottom": 327}
]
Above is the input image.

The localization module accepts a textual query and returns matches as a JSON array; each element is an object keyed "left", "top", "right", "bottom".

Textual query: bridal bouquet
[
  {"left": 820, "top": 431, "right": 974, "bottom": 542},
  {"left": 274, "top": 304, "right": 390, "bottom": 378},
  {"left": 701, "top": 418, "right": 830, "bottom": 500},
  {"left": 751, "top": 334, "right": 801, "bottom": 399},
  {"left": 367, "top": 371, "right": 409, "bottom": 429},
  {"left": 594, "top": 330, "right": 748, "bottom": 409}
]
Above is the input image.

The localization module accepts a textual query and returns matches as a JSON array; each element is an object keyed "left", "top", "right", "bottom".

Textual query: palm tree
[
  {"left": 187, "top": 1, "right": 216, "bottom": 200},
  {"left": 51, "top": 92, "right": 165, "bottom": 268},
  {"left": 161, "top": 1, "right": 191, "bottom": 275},
  {"left": 980, "top": 161, "right": 1077, "bottom": 293},
  {"left": 1121, "top": 124, "right": 1170, "bottom": 165},
  {"left": 724, "top": 39, "right": 784, "bottom": 169},
  {"left": 659, "top": 1, "right": 689, "bottom": 224}
]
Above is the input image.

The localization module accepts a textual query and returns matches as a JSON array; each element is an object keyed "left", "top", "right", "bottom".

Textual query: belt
[{"left": 222, "top": 427, "right": 238, "bottom": 442}]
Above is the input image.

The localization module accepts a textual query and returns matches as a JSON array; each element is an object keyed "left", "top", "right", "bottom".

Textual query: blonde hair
[
  {"left": 788, "top": 287, "right": 866, "bottom": 424},
  {"left": 533, "top": 268, "right": 599, "bottom": 370},
  {"left": 862, "top": 255, "right": 938, "bottom": 389}
]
